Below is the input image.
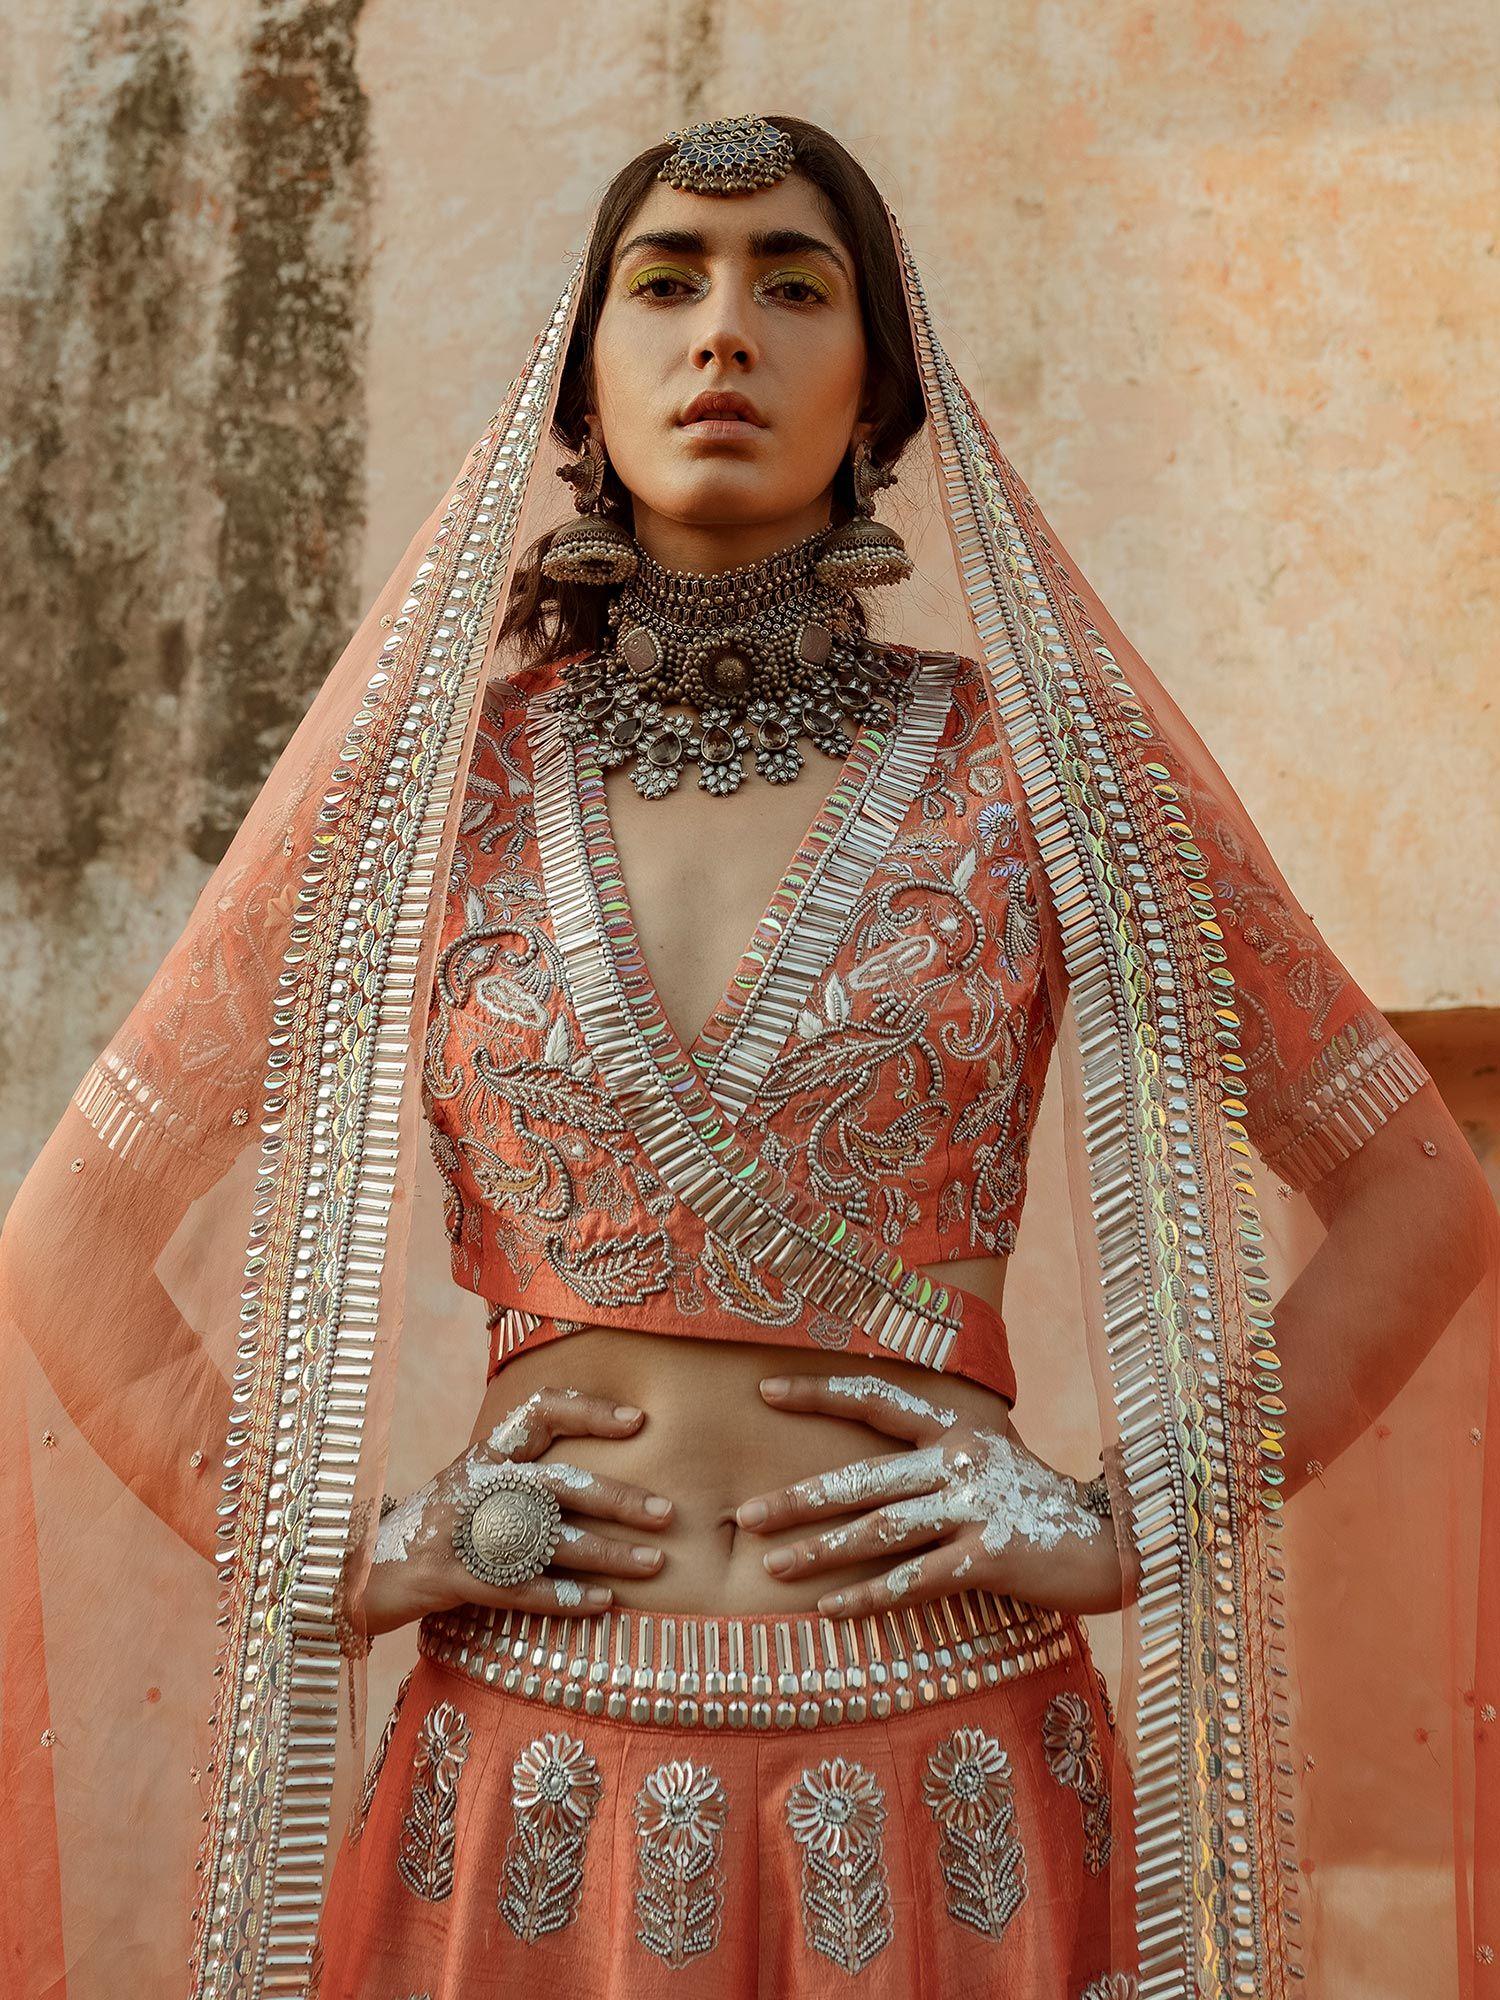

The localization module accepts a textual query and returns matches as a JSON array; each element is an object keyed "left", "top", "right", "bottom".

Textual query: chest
[{"left": 424, "top": 661, "right": 1055, "bottom": 1260}]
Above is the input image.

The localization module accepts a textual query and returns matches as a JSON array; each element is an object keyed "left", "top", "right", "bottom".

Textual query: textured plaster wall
[{"left": 2, "top": 0, "right": 1496, "bottom": 1190}]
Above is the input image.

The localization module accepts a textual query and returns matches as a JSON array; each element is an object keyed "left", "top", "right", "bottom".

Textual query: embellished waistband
[{"left": 418, "top": 1587, "right": 1074, "bottom": 1732}]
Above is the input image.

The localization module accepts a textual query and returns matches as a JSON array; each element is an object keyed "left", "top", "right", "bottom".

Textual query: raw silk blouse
[{"left": 421, "top": 641, "right": 1420, "bottom": 1408}]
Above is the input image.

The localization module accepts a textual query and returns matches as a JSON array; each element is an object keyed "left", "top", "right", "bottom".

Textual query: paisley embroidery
[
  {"left": 396, "top": 1701, "right": 472, "bottom": 1902},
  {"left": 922, "top": 1726, "right": 1028, "bottom": 1940},
  {"left": 498, "top": 1730, "right": 603, "bottom": 1942},
  {"left": 633, "top": 1759, "right": 728, "bottom": 1968},
  {"left": 786, "top": 1756, "right": 894, "bottom": 1974},
  {"left": 351, "top": 1668, "right": 413, "bottom": 1843},
  {"left": 1041, "top": 1690, "right": 1112, "bottom": 1874},
  {"left": 701, "top": 1230, "right": 803, "bottom": 1326}
]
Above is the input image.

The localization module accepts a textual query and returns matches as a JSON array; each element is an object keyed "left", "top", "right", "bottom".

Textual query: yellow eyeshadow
[
  {"left": 626, "top": 263, "right": 703, "bottom": 295},
  {"left": 760, "top": 267, "right": 832, "bottom": 299}
]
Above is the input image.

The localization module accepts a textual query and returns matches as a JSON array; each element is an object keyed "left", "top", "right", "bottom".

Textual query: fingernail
[
  {"left": 614, "top": 1405, "right": 642, "bottom": 1422},
  {"left": 632, "top": 1544, "right": 662, "bottom": 1565},
  {"left": 737, "top": 1499, "right": 767, "bottom": 1528},
  {"left": 764, "top": 1547, "right": 794, "bottom": 1574},
  {"left": 760, "top": 1376, "right": 790, "bottom": 1397},
  {"left": 585, "top": 1586, "right": 612, "bottom": 1606},
  {"left": 821, "top": 1593, "right": 845, "bottom": 1613},
  {"left": 644, "top": 1495, "right": 672, "bottom": 1518}
]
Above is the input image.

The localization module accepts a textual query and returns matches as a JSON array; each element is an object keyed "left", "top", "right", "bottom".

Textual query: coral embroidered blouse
[{"left": 421, "top": 642, "right": 1424, "bottom": 1406}]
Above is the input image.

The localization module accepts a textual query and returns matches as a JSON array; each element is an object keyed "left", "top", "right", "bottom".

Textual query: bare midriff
[{"left": 474, "top": 1251, "right": 1013, "bottom": 1616}]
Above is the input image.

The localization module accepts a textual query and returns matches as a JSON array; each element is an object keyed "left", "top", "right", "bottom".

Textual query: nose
[{"left": 690, "top": 300, "right": 759, "bottom": 373}]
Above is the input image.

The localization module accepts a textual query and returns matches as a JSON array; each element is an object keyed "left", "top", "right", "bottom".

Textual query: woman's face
[{"left": 590, "top": 174, "right": 871, "bottom": 568}]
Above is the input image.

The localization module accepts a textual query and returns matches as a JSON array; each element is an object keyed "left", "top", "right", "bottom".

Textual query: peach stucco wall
[{"left": 1, "top": 1, "right": 1495, "bottom": 1180}]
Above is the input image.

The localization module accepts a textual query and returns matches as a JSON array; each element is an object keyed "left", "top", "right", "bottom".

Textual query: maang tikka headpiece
[{"left": 656, "top": 112, "right": 798, "bottom": 194}]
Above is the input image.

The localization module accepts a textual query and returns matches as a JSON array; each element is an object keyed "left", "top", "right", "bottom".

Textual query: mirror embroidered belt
[{"left": 417, "top": 1588, "right": 1074, "bottom": 1731}]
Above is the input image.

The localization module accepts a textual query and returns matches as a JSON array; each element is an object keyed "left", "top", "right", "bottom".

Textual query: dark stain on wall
[
  {"left": 185, "top": 0, "right": 371, "bottom": 862},
  {"left": 0, "top": 4, "right": 201, "bottom": 896},
  {"left": 0, "top": 0, "right": 371, "bottom": 902}
]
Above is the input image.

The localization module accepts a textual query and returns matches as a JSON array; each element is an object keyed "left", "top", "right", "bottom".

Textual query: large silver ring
[{"left": 453, "top": 1461, "right": 563, "bottom": 1590}]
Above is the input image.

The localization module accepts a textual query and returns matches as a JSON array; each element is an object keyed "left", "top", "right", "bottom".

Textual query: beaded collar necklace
[{"left": 551, "top": 526, "right": 914, "bottom": 800}]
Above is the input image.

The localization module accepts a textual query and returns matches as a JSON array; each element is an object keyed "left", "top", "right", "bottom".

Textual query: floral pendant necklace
[{"left": 550, "top": 526, "right": 914, "bottom": 799}]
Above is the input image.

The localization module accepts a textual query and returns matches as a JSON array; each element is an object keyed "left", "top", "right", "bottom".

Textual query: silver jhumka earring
[
  {"left": 814, "top": 435, "right": 915, "bottom": 590},
  {"left": 540, "top": 425, "right": 641, "bottom": 587}
]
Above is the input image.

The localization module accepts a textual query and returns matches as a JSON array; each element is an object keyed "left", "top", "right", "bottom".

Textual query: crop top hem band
[{"left": 481, "top": 1291, "right": 1018, "bottom": 1408}]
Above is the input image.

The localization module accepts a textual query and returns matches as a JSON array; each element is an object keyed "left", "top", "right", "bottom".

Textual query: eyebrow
[{"left": 613, "top": 226, "right": 854, "bottom": 283}]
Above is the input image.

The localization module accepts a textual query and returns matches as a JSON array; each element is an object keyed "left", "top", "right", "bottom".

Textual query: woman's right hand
[{"left": 361, "top": 1385, "right": 674, "bottom": 1637}]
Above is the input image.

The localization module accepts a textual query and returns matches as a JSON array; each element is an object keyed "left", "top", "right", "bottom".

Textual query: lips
[{"left": 678, "top": 390, "right": 767, "bottom": 427}]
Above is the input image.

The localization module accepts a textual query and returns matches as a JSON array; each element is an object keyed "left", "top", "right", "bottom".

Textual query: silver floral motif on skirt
[
  {"left": 633, "top": 1758, "right": 729, "bottom": 1967},
  {"left": 1080, "top": 1974, "right": 1140, "bottom": 2000},
  {"left": 498, "top": 1730, "right": 604, "bottom": 1942},
  {"left": 351, "top": 1668, "right": 413, "bottom": 1844},
  {"left": 396, "top": 1701, "right": 473, "bottom": 1901},
  {"left": 786, "top": 1755, "right": 894, "bottom": 1974},
  {"left": 1041, "top": 1689, "right": 1113, "bottom": 1874},
  {"left": 921, "top": 1726, "right": 1028, "bottom": 1939}
]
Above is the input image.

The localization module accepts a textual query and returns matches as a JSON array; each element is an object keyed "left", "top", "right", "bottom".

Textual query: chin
[{"left": 658, "top": 477, "right": 804, "bottom": 526}]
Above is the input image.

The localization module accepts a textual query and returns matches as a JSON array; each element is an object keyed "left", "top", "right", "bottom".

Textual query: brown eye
[
  {"left": 626, "top": 263, "right": 703, "bottom": 304},
  {"left": 758, "top": 269, "right": 833, "bottom": 308}
]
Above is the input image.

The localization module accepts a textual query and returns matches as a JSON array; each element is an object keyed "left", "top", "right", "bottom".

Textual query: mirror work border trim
[
  {"left": 890, "top": 209, "right": 1298, "bottom": 2000},
  {"left": 189, "top": 263, "right": 586, "bottom": 1998}
]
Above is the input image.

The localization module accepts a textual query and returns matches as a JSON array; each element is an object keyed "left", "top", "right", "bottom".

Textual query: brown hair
[{"left": 498, "top": 115, "right": 927, "bottom": 668}]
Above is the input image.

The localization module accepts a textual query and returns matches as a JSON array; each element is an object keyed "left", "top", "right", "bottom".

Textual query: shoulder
[
  {"left": 866, "top": 639, "right": 992, "bottom": 721},
  {"left": 478, "top": 648, "right": 585, "bottom": 722}
]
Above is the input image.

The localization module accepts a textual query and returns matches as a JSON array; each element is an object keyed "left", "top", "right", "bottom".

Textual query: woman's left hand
[{"left": 734, "top": 1373, "right": 1127, "bottom": 1618}]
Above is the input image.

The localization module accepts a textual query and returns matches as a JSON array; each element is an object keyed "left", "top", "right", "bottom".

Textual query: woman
[{"left": 1, "top": 114, "right": 1496, "bottom": 2000}]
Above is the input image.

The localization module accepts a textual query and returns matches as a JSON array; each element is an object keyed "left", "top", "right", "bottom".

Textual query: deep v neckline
[
  {"left": 572, "top": 717, "right": 892, "bottom": 1076},
  {"left": 535, "top": 648, "right": 960, "bottom": 1123}
]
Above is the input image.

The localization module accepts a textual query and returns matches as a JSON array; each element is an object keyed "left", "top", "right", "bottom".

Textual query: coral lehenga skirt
[{"left": 313, "top": 1587, "right": 1132, "bottom": 1999}]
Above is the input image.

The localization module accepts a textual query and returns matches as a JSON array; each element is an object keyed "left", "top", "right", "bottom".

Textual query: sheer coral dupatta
[{"left": 0, "top": 169, "right": 1496, "bottom": 2000}]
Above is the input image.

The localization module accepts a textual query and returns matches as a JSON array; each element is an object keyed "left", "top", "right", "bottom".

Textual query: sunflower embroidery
[
  {"left": 633, "top": 1759, "right": 728, "bottom": 1967},
  {"left": 498, "top": 1730, "right": 604, "bottom": 1941},
  {"left": 786, "top": 1757, "right": 894, "bottom": 1972},
  {"left": 922, "top": 1727, "right": 1028, "bottom": 1940},
  {"left": 1042, "top": 1690, "right": 1113, "bottom": 1873}
]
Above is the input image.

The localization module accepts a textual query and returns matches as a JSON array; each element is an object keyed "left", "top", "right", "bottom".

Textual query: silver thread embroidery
[
  {"left": 921, "top": 1727, "right": 1028, "bottom": 1940},
  {"left": 351, "top": 1669, "right": 413, "bottom": 1843},
  {"left": 396, "top": 1701, "right": 473, "bottom": 1901},
  {"left": 786, "top": 1756, "right": 894, "bottom": 1974},
  {"left": 633, "top": 1758, "right": 729, "bottom": 1968},
  {"left": 498, "top": 1730, "right": 604, "bottom": 1942},
  {"left": 1041, "top": 1691, "right": 1113, "bottom": 1873},
  {"left": 1080, "top": 1977, "right": 1140, "bottom": 2000}
]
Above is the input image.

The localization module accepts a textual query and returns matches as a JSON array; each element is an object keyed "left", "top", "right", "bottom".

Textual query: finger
[
  {"left": 760, "top": 1498, "right": 950, "bottom": 1581},
  {"left": 814, "top": 1543, "right": 966, "bottom": 1619},
  {"left": 476, "top": 1387, "right": 647, "bottom": 1461},
  {"left": 759, "top": 1371, "right": 958, "bottom": 1444},
  {"left": 454, "top": 1575, "right": 617, "bottom": 1616},
  {"left": 536, "top": 1461, "right": 675, "bottom": 1530},
  {"left": 555, "top": 1520, "right": 667, "bottom": 1580},
  {"left": 736, "top": 1443, "right": 946, "bottom": 1534}
]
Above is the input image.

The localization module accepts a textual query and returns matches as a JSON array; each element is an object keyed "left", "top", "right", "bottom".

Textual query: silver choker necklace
[{"left": 551, "top": 526, "right": 914, "bottom": 799}]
